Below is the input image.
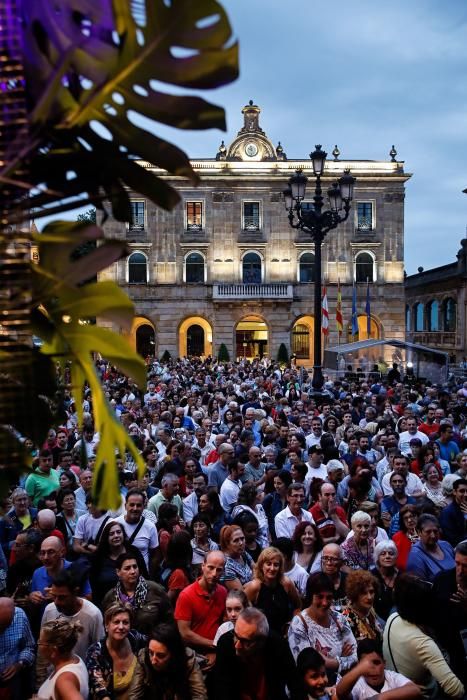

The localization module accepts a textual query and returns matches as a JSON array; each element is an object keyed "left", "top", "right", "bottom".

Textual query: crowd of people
[{"left": 1, "top": 354, "right": 467, "bottom": 699}]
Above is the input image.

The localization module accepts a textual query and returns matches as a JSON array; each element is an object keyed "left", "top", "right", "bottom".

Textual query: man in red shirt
[
  {"left": 310, "top": 482, "right": 349, "bottom": 544},
  {"left": 175, "top": 550, "right": 226, "bottom": 670},
  {"left": 418, "top": 404, "right": 440, "bottom": 438}
]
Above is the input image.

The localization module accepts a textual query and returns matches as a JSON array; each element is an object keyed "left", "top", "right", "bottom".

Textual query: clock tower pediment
[{"left": 220, "top": 100, "right": 286, "bottom": 162}]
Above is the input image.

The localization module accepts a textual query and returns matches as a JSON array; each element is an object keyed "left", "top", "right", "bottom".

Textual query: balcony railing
[
  {"left": 213, "top": 283, "right": 293, "bottom": 300},
  {"left": 186, "top": 222, "right": 203, "bottom": 231},
  {"left": 356, "top": 217, "right": 373, "bottom": 231},
  {"left": 242, "top": 216, "right": 260, "bottom": 231},
  {"left": 409, "top": 331, "right": 457, "bottom": 347}
]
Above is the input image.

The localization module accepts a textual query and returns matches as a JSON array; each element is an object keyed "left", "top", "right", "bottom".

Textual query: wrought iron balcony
[
  {"left": 242, "top": 216, "right": 260, "bottom": 231},
  {"left": 213, "top": 283, "right": 293, "bottom": 300},
  {"left": 356, "top": 217, "right": 373, "bottom": 231},
  {"left": 186, "top": 222, "right": 203, "bottom": 231}
]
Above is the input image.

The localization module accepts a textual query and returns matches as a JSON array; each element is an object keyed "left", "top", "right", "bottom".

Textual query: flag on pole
[
  {"left": 351, "top": 284, "right": 359, "bottom": 336},
  {"left": 322, "top": 285, "right": 329, "bottom": 336},
  {"left": 365, "top": 278, "right": 371, "bottom": 338},
  {"left": 336, "top": 279, "right": 343, "bottom": 334}
]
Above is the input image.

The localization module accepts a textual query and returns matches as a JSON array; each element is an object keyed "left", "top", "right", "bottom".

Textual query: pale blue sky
[
  {"left": 151, "top": 0, "right": 467, "bottom": 274},
  {"left": 62, "top": 0, "right": 467, "bottom": 274}
]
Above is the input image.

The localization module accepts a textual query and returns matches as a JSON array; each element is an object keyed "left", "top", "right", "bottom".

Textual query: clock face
[{"left": 245, "top": 142, "right": 258, "bottom": 157}]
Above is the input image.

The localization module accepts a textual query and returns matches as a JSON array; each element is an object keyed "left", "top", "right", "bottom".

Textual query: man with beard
[
  {"left": 381, "top": 454, "right": 424, "bottom": 498},
  {"left": 380, "top": 472, "right": 417, "bottom": 531},
  {"left": 214, "top": 608, "right": 302, "bottom": 699}
]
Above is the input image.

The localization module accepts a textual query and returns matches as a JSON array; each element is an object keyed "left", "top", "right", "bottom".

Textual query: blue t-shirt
[{"left": 31, "top": 559, "right": 91, "bottom": 596}]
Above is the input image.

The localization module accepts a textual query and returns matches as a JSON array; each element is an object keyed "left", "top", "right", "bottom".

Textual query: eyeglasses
[{"left": 322, "top": 556, "right": 341, "bottom": 563}]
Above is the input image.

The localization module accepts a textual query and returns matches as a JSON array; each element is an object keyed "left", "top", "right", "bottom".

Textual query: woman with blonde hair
[
  {"left": 244, "top": 546, "right": 301, "bottom": 635},
  {"left": 37, "top": 618, "right": 89, "bottom": 699}
]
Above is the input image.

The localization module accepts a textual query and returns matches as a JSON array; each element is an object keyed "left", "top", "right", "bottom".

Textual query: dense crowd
[{"left": 1, "top": 355, "right": 467, "bottom": 700}]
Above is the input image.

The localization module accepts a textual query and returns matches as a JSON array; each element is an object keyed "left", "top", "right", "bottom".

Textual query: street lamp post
[{"left": 283, "top": 145, "right": 356, "bottom": 393}]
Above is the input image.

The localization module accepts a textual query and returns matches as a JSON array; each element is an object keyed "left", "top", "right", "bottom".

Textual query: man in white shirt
[
  {"left": 73, "top": 494, "right": 110, "bottom": 556},
  {"left": 398, "top": 417, "right": 429, "bottom": 456},
  {"left": 306, "top": 445, "right": 328, "bottom": 483},
  {"left": 381, "top": 454, "right": 424, "bottom": 497},
  {"left": 305, "top": 418, "right": 323, "bottom": 450},
  {"left": 220, "top": 461, "right": 245, "bottom": 515},
  {"left": 183, "top": 473, "right": 208, "bottom": 525},
  {"left": 114, "top": 488, "right": 159, "bottom": 568},
  {"left": 274, "top": 483, "right": 314, "bottom": 539},
  {"left": 37, "top": 567, "right": 104, "bottom": 686}
]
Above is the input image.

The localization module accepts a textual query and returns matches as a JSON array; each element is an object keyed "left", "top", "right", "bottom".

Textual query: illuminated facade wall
[{"left": 101, "top": 102, "right": 410, "bottom": 363}]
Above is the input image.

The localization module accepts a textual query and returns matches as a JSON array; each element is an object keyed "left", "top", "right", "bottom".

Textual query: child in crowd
[
  {"left": 297, "top": 647, "right": 336, "bottom": 700},
  {"left": 335, "top": 639, "right": 421, "bottom": 699}
]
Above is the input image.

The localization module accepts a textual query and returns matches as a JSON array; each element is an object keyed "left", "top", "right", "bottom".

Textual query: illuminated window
[
  {"left": 186, "top": 201, "right": 203, "bottom": 231},
  {"left": 414, "top": 302, "right": 424, "bottom": 331},
  {"left": 292, "top": 324, "right": 310, "bottom": 358},
  {"left": 426, "top": 300, "right": 439, "bottom": 331}
]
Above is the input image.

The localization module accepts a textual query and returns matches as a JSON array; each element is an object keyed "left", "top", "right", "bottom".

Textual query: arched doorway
[
  {"left": 129, "top": 317, "right": 156, "bottom": 357},
  {"left": 235, "top": 316, "right": 268, "bottom": 359},
  {"left": 347, "top": 315, "right": 380, "bottom": 342},
  {"left": 291, "top": 316, "right": 314, "bottom": 365},
  {"left": 179, "top": 317, "right": 213, "bottom": 358},
  {"left": 136, "top": 324, "right": 156, "bottom": 357},
  {"left": 187, "top": 324, "right": 204, "bottom": 357}
]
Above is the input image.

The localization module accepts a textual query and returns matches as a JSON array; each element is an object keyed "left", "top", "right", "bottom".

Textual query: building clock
[{"left": 244, "top": 142, "right": 258, "bottom": 157}]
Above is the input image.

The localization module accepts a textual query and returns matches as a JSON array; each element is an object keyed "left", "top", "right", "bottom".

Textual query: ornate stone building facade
[
  {"left": 100, "top": 102, "right": 410, "bottom": 364},
  {"left": 405, "top": 239, "right": 467, "bottom": 362}
]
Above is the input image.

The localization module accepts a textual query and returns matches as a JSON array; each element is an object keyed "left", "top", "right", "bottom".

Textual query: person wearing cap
[
  {"left": 306, "top": 445, "right": 328, "bottom": 483},
  {"left": 326, "top": 460, "right": 346, "bottom": 491},
  {"left": 207, "top": 443, "right": 235, "bottom": 492}
]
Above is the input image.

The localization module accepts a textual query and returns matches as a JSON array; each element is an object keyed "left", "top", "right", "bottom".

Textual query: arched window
[
  {"left": 291, "top": 323, "right": 310, "bottom": 358},
  {"left": 187, "top": 324, "right": 204, "bottom": 356},
  {"left": 298, "top": 252, "right": 315, "bottom": 283},
  {"left": 426, "top": 300, "right": 439, "bottom": 331},
  {"left": 443, "top": 298, "right": 456, "bottom": 332},
  {"left": 185, "top": 252, "right": 205, "bottom": 283},
  {"left": 128, "top": 252, "right": 148, "bottom": 284},
  {"left": 405, "top": 305, "right": 411, "bottom": 331},
  {"left": 414, "top": 302, "right": 424, "bottom": 331},
  {"left": 355, "top": 252, "right": 375, "bottom": 283},
  {"left": 136, "top": 324, "right": 155, "bottom": 357},
  {"left": 242, "top": 252, "right": 262, "bottom": 284}
]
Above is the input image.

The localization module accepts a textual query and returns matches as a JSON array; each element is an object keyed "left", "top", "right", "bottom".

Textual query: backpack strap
[{"left": 128, "top": 516, "right": 145, "bottom": 544}]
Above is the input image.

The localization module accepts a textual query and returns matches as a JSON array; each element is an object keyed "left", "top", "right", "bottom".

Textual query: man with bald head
[
  {"left": 29, "top": 535, "right": 91, "bottom": 606},
  {"left": 0, "top": 597, "right": 35, "bottom": 696},
  {"left": 208, "top": 443, "right": 235, "bottom": 491}
]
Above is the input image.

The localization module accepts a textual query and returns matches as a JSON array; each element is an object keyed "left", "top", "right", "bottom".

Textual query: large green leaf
[{"left": 9, "top": 0, "right": 239, "bottom": 221}]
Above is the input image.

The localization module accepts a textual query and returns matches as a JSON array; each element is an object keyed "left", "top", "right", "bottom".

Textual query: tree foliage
[
  {"left": 0, "top": 0, "right": 238, "bottom": 505},
  {"left": 217, "top": 343, "right": 230, "bottom": 362},
  {"left": 277, "top": 343, "right": 289, "bottom": 365}
]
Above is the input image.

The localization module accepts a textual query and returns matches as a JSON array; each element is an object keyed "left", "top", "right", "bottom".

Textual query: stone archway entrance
[
  {"left": 130, "top": 317, "right": 156, "bottom": 358},
  {"left": 291, "top": 316, "right": 314, "bottom": 365},
  {"left": 179, "top": 317, "right": 213, "bottom": 358},
  {"left": 235, "top": 315, "right": 268, "bottom": 359}
]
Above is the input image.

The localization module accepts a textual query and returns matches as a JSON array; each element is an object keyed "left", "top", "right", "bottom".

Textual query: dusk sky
[{"left": 149, "top": 0, "right": 467, "bottom": 274}]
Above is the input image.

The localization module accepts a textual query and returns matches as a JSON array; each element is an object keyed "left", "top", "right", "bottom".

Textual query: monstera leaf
[
  {"left": 7, "top": 0, "right": 239, "bottom": 221},
  {"left": 31, "top": 221, "right": 147, "bottom": 508}
]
